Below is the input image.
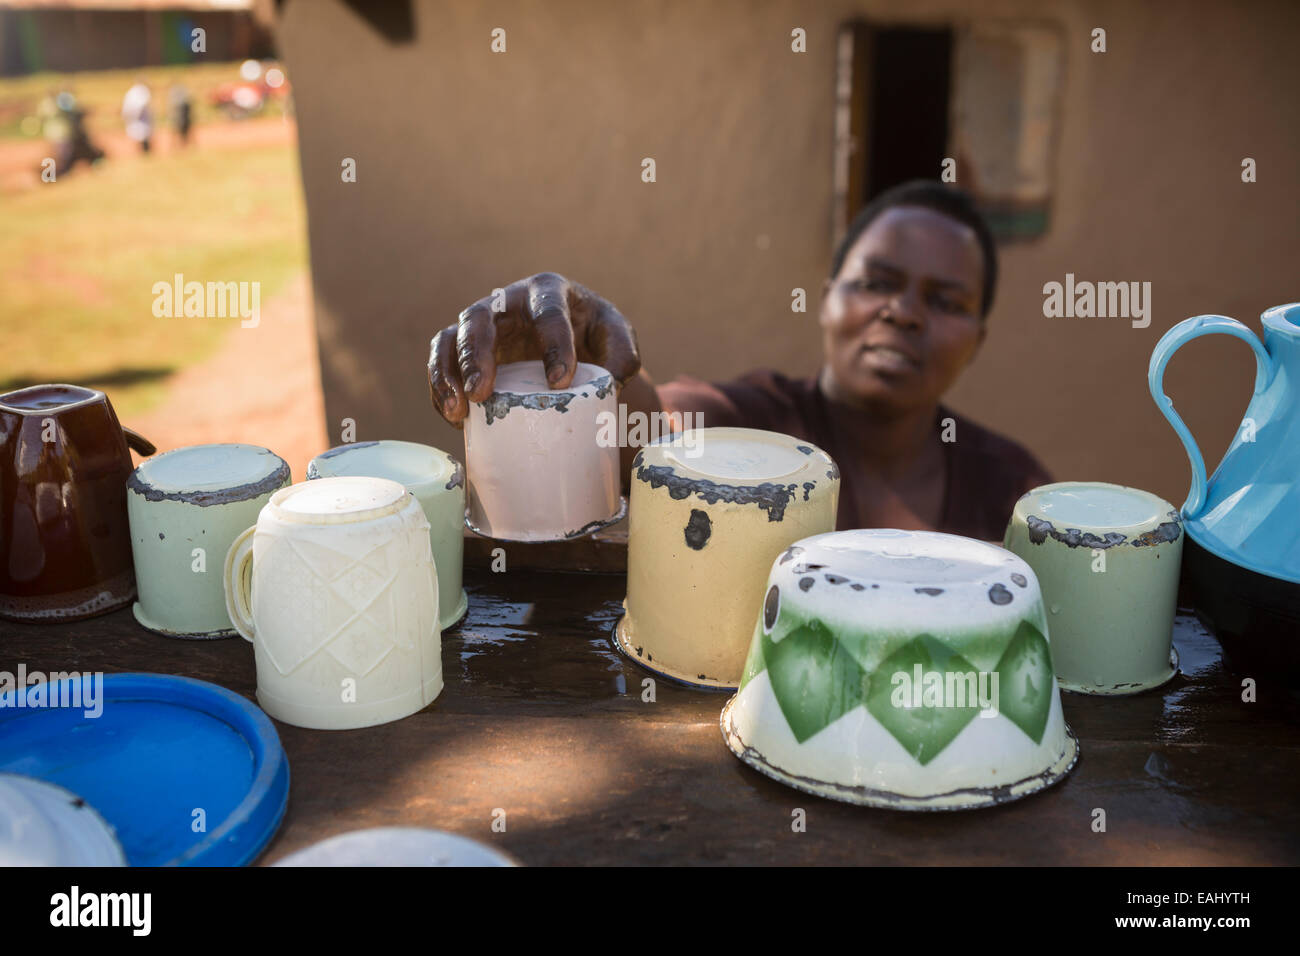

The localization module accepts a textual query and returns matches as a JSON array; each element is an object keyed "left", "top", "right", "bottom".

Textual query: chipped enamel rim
[
  {"left": 131, "top": 601, "right": 237, "bottom": 640},
  {"left": 1012, "top": 481, "right": 1183, "bottom": 549},
  {"left": 631, "top": 428, "right": 840, "bottom": 524},
  {"left": 306, "top": 440, "right": 464, "bottom": 496},
  {"left": 720, "top": 697, "right": 1080, "bottom": 811},
  {"left": 475, "top": 363, "right": 616, "bottom": 426},
  {"left": 127, "top": 444, "right": 290, "bottom": 508},
  {"left": 611, "top": 615, "right": 737, "bottom": 691},
  {"left": 1057, "top": 645, "right": 1180, "bottom": 696},
  {"left": 463, "top": 495, "right": 627, "bottom": 543},
  {"left": 0, "top": 568, "right": 136, "bottom": 624},
  {"left": 0, "top": 774, "right": 126, "bottom": 867}
]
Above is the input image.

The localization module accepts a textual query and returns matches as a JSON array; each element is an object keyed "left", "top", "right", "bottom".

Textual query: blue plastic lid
[{"left": 0, "top": 673, "right": 288, "bottom": 866}]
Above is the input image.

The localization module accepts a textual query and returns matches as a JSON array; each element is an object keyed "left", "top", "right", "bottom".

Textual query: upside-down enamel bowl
[{"left": 721, "top": 529, "right": 1079, "bottom": 810}]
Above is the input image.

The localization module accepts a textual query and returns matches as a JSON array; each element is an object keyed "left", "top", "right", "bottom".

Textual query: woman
[{"left": 429, "top": 181, "right": 1050, "bottom": 540}]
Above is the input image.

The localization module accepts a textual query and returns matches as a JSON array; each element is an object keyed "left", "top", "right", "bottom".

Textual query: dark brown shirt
[{"left": 657, "top": 369, "right": 1052, "bottom": 541}]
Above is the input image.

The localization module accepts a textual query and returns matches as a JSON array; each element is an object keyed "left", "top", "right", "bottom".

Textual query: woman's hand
[{"left": 429, "top": 272, "right": 642, "bottom": 427}]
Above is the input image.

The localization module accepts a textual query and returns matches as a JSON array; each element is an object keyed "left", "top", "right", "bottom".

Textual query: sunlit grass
[{"left": 0, "top": 130, "right": 306, "bottom": 418}]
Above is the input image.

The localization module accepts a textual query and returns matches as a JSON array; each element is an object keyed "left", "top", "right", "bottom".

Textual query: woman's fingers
[
  {"left": 526, "top": 272, "right": 577, "bottom": 388},
  {"left": 456, "top": 297, "right": 499, "bottom": 404},
  {"left": 438, "top": 274, "right": 635, "bottom": 426},
  {"left": 587, "top": 298, "right": 642, "bottom": 385},
  {"left": 429, "top": 325, "right": 467, "bottom": 425}
]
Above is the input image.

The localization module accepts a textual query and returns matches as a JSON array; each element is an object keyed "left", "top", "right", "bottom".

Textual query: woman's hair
[{"left": 829, "top": 180, "right": 998, "bottom": 318}]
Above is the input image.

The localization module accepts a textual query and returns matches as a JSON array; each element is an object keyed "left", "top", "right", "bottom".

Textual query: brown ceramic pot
[{"left": 0, "top": 384, "right": 156, "bottom": 622}]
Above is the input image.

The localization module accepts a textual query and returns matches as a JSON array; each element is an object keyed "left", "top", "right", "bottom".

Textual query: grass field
[{"left": 0, "top": 74, "right": 306, "bottom": 418}]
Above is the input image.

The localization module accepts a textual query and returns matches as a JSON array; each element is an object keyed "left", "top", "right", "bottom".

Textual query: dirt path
[{"left": 127, "top": 269, "right": 328, "bottom": 482}]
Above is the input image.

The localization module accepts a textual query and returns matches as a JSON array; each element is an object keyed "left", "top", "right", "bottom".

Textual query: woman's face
[{"left": 820, "top": 205, "right": 986, "bottom": 416}]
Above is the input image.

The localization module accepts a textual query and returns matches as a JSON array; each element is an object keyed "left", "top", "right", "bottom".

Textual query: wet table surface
[{"left": 3, "top": 564, "right": 1299, "bottom": 866}]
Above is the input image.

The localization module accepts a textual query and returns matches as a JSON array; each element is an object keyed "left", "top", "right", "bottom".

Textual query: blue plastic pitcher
[
  {"left": 1148, "top": 303, "right": 1299, "bottom": 583},
  {"left": 1149, "top": 303, "right": 1300, "bottom": 672}
]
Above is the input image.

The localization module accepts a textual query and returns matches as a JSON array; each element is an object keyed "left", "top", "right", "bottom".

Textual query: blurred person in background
[
  {"left": 36, "top": 89, "right": 70, "bottom": 168},
  {"left": 38, "top": 90, "right": 102, "bottom": 175},
  {"left": 169, "top": 84, "right": 193, "bottom": 147},
  {"left": 121, "top": 79, "right": 153, "bottom": 154}
]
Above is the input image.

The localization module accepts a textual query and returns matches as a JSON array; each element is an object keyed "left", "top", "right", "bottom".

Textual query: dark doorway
[{"left": 863, "top": 27, "right": 953, "bottom": 200}]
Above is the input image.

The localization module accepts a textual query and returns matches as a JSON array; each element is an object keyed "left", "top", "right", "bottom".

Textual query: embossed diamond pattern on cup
[{"left": 255, "top": 531, "right": 423, "bottom": 678}]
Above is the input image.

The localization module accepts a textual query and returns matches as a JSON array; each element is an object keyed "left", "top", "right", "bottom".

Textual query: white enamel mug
[{"left": 224, "top": 476, "right": 442, "bottom": 730}]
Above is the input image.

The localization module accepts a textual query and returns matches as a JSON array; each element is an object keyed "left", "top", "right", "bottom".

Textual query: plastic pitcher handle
[
  {"left": 223, "top": 526, "right": 258, "bottom": 643},
  {"left": 122, "top": 426, "right": 156, "bottom": 457},
  {"left": 1148, "top": 315, "right": 1275, "bottom": 520}
]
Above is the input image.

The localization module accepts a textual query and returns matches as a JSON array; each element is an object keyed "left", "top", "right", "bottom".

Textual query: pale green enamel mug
[
  {"left": 1003, "top": 481, "right": 1183, "bottom": 695},
  {"left": 127, "top": 443, "right": 291, "bottom": 638}
]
